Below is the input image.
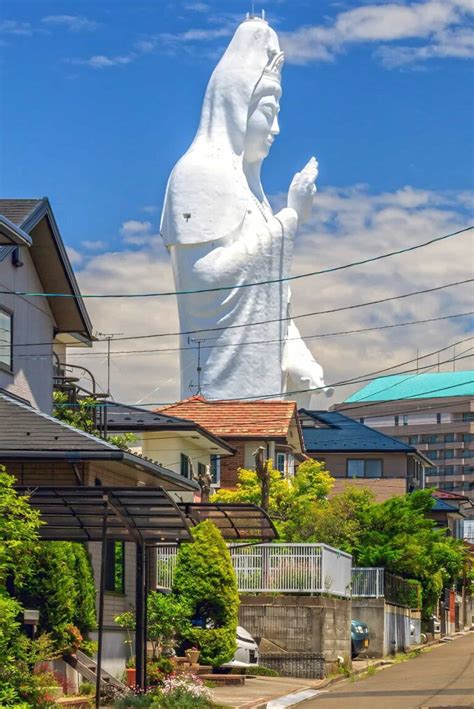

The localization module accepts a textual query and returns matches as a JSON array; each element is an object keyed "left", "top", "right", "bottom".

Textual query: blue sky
[
  {"left": 1, "top": 0, "right": 473, "bottom": 403},
  {"left": 2, "top": 0, "right": 473, "bottom": 248}
]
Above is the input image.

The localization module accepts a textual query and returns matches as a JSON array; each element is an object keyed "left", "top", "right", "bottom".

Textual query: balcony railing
[
  {"left": 157, "top": 543, "right": 352, "bottom": 597},
  {"left": 352, "top": 568, "right": 421, "bottom": 608}
]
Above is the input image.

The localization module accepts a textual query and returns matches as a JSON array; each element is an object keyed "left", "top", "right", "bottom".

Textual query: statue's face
[{"left": 244, "top": 88, "right": 280, "bottom": 163}]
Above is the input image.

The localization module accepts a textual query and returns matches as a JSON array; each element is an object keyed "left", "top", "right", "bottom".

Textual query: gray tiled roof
[
  {"left": 104, "top": 402, "right": 194, "bottom": 429},
  {"left": 0, "top": 199, "right": 44, "bottom": 227},
  {"left": 0, "top": 392, "right": 117, "bottom": 452},
  {"left": 300, "top": 410, "right": 415, "bottom": 453}
]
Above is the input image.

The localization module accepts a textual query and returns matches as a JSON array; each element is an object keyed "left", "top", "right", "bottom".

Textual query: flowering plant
[{"left": 159, "top": 673, "right": 212, "bottom": 701}]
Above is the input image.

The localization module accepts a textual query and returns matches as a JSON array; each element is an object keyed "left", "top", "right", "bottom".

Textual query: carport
[{"left": 16, "top": 486, "right": 276, "bottom": 705}]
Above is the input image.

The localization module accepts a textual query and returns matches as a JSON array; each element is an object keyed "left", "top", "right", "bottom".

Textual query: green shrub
[
  {"left": 18, "top": 541, "right": 96, "bottom": 654},
  {"left": 79, "top": 681, "right": 95, "bottom": 696},
  {"left": 172, "top": 521, "right": 239, "bottom": 667}
]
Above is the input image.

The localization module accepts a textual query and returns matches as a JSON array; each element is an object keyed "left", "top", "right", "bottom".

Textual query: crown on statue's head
[{"left": 263, "top": 49, "right": 285, "bottom": 84}]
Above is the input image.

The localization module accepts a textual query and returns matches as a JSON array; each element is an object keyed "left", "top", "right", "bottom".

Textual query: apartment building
[{"left": 335, "top": 371, "right": 474, "bottom": 498}]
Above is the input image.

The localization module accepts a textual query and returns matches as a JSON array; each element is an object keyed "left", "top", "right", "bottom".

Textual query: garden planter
[
  {"left": 126, "top": 667, "right": 136, "bottom": 686},
  {"left": 185, "top": 649, "right": 200, "bottom": 664}
]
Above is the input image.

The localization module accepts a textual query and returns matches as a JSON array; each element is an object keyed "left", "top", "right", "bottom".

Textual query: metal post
[
  {"left": 95, "top": 495, "right": 109, "bottom": 709},
  {"left": 135, "top": 542, "right": 147, "bottom": 689}
]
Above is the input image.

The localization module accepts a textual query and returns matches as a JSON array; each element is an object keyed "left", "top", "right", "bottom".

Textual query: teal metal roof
[{"left": 345, "top": 371, "right": 474, "bottom": 403}]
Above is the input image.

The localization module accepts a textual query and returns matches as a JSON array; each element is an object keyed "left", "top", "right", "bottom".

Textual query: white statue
[{"left": 160, "top": 16, "right": 333, "bottom": 406}]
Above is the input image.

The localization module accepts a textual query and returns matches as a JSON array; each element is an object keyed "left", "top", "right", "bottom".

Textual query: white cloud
[
  {"left": 82, "top": 240, "right": 107, "bottom": 251},
  {"left": 41, "top": 15, "right": 97, "bottom": 32},
  {"left": 66, "top": 245, "right": 83, "bottom": 265},
  {"left": 68, "top": 185, "right": 473, "bottom": 406},
  {"left": 280, "top": 0, "right": 474, "bottom": 66},
  {"left": 0, "top": 19, "right": 33, "bottom": 36},
  {"left": 142, "top": 205, "right": 160, "bottom": 214},
  {"left": 74, "top": 52, "right": 137, "bottom": 69},
  {"left": 120, "top": 220, "right": 161, "bottom": 245},
  {"left": 184, "top": 2, "right": 211, "bottom": 12}
]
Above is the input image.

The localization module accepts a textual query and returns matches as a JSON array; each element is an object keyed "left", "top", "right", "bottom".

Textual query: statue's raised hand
[{"left": 287, "top": 156, "right": 318, "bottom": 225}]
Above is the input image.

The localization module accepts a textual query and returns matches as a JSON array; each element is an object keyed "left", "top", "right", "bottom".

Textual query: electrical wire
[
  {"left": 53, "top": 337, "right": 473, "bottom": 408},
  {"left": 2, "top": 225, "right": 471, "bottom": 299},
  {"left": 6, "top": 310, "right": 472, "bottom": 359},
  {"left": 8, "top": 278, "right": 473, "bottom": 348}
]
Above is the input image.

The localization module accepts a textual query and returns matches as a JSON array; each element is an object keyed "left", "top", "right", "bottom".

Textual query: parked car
[
  {"left": 222, "top": 626, "right": 259, "bottom": 668},
  {"left": 351, "top": 619, "right": 370, "bottom": 657}
]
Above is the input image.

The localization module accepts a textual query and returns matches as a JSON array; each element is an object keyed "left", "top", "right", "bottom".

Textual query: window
[
  {"left": 105, "top": 541, "right": 125, "bottom": 593},
  {"left": 444, "top": 450, "right": 454, "bottom": 459},
  {"left": 463, "top": 433, "right": 474, "bottom": 442},
  {"left": 462, "top": 412, "right": 474, "bottom": 422},
  {"left": 409, "top": 435, "right": 419, "bottom": 445},
  {"left": 426, "top": 450, "right": 438, "bottom": 460},
  {"left": 180, "top": 453, "right": 191, "bottom": 479},
  {"left": 445, "top": 433, "right": 456, "bottom": 443},
  {"left": 394, "top": 416, "right": 399, "bottom": 426},
  {"left": 210, "top": 455, "right": 220, "bottom": 486},
  {"left": 464, "top": 450, "right": 474, "bottom": 458},
  {"left": 402, "top": 415, "right": 408, "bottom": 426},
  {"left": 0, "top": 308, "right": 12, "bottom": 371},
  {"left": 276, "top": 452, "right": 286, "bottom": 475},
  {"left": 347, "top": 459, "right": 382, "bottom": 478},
  {"left": 420, "top": 434, "right": 440, "bottom": 444},
  {"left": 359, "top": 418, "right": 365, "bottom": 424},
  {"left": 436, "top": 413, "right": 442, "bottom": 424},
  {"left": 425, "top": 467, "right": 438, "bottom": 475}
]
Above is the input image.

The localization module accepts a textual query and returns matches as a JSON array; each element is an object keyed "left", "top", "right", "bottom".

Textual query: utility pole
[
  {"left": 96, "top": 332, "right": 123, "bottom": 396},
  {"left": 188, "top": 336, "right": 206, "bottom": 395}
]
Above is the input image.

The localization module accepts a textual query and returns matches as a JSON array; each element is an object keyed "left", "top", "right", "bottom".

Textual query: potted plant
[
  {"left": 185, "top": 646, "right": 200, "bottom": 665},
  {"left": 125, "top": 656, "right": 136, "bottom": 687}
]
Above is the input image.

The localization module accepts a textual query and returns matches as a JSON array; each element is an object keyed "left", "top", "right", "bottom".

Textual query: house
[
  {"left": 0, "top": 199, "right": 93, "bottom": 413},
  {"left": 157, "top": 396, "right": 306, "bottom": 488},
  {"left": 427, "top": 489, "right": 473, "bottom": 539},
  {"left": 299, "top": 410, "right": 429, "bottom": 501},
  {"left": 0, "top": 198, "right": 197, "bottom": 677},
  {"left": 335, "top": 371, "right": 474, "bottom": 498},
  {"left": 101, "top": 401, "right": 235, "bottom": 493}
]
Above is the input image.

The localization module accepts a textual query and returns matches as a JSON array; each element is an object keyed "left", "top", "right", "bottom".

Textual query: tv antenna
[
  {"left": 96, "top": 332, "right": 123, "bottom": 396},
  {"left": 188, "top": 336, "right": 207, "bottom": 395}
]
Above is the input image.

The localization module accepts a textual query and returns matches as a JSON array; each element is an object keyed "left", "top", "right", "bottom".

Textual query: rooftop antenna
[
  {"left": 188, "top": 336, "right": 206, "bottom": 395},
  {"left": 96, "top": 332, "right": 123, "bottom": 396}
]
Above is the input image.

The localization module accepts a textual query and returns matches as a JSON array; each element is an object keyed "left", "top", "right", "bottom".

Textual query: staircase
[{"left": 64, "top": 649, "right": 126, "bottom": 690}]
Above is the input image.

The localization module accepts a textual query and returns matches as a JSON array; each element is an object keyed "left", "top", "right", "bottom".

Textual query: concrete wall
[
  {"left": 352, "top": 598, "right": 411, "bottom": 657},
  {"left": 239, "top": 595, "right": 352, "bottom": 674},
  {"left": 0, "top": 248, "right": 55, "bottom": 413}
]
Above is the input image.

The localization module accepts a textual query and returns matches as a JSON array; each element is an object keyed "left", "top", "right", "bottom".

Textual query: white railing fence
[
  {"left": 351, "top": 567, "right": 385, "bottom": 598},
  {"left": 156, "top": 543, "right": 352, "bottom": 597}
]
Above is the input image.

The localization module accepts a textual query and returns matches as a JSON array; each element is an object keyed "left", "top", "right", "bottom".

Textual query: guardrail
[{"left": 157, "top": 543, "right": 352, "bottom": 597}]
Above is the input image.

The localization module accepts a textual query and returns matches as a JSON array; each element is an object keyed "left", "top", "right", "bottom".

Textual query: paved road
[{"left": 300, "top": 633, "right": 474, "bottom": 709}]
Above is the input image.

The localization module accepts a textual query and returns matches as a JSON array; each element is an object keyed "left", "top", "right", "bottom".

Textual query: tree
[
  {"left": 212, "top": 458, "right": 334, "bottom": 540},
  {"left": 172, "top": 520, "right": 239, "bottom": 666},
  {"left": 18, "top": 541, "right": 96, "bottom": 654},
  {"left": 0, "top": 468, "right": 42, "bottom": 586},
  {"left": 307, "top": 486, "right": 466, "bottom": 618},
  {"left": 147, "top": 592, "right": 189, "bottom": 660}
]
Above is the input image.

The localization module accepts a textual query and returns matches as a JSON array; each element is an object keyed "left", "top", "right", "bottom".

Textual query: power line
[
  {"left": 10, "top": 278, "right": 473, "bottom": 348},
  {"left": 7, "top": 310, "right": 472, "bottom": 359},
  {"left": 53, "top": 337, "right": 473, "bottom": 409},
  {"left": 2, "top": 225, "right": 472, "bottom": 299}
]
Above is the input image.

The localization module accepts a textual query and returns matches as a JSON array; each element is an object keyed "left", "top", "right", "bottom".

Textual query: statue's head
[{"left": 244, "top": 50, "right": 284, "bottom": 164}]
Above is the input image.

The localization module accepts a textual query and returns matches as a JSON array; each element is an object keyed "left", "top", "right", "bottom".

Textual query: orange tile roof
[{"left": 157, "top": 396, "right": 298, "bottom": 439}]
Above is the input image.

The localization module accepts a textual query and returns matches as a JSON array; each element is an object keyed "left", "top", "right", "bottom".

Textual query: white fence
[
  {"left": 351, "top": 567, "right": 385, "bottom": 598},
  {"left": 156, "top": 543, "right": 352, "bottom": 598}
]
